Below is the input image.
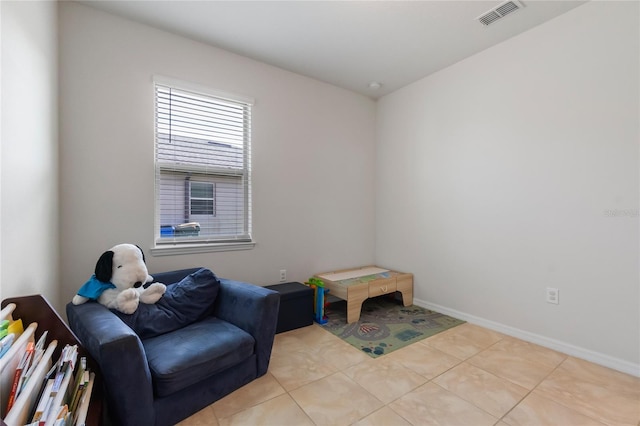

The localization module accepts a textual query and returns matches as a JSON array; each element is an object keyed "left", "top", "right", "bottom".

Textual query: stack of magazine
[{"left": 0, "top": 303, "right": 95, "bottom": 426}]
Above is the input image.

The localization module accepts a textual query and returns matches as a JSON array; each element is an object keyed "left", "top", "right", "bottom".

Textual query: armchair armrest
[
  {"left": 66, "top": 302, "right": 155, "bottom": 426},
  {"left": 214, "top": 279, "right": 280, "bottom": 376}
]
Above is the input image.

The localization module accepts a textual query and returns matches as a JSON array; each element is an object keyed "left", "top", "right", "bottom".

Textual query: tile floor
[{"left": 178, "top": 322, "right": 640, "bottom": 426}]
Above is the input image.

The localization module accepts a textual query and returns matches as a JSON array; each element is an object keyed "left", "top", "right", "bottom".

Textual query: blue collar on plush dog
[{"left": 77, "top": 275, "right": 116, "bottom": 300}]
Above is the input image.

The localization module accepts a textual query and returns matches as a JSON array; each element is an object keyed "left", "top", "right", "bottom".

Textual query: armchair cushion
[
  {"left": 143, "top": 316, "right": 255, "bottom": 397},
  {"left": 112, "top": 268, "right": 220, "bottom": 339}
]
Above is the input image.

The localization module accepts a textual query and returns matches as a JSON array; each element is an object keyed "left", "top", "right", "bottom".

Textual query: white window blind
[{"left": 154, "top": 79, "right": 252, "bottom": 248}]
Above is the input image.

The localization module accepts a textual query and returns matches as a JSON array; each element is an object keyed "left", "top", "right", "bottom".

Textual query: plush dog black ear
[
  {"left": 135, "top": 245, "right": 146, "bottom": 263},
  {"left": 95, "top": 250, "right": 114, "bottom": 283}
]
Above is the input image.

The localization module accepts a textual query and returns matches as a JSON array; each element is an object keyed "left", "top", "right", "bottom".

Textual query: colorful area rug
[{"left": 321, "top": 296, "right": 465, "bottom": 358}]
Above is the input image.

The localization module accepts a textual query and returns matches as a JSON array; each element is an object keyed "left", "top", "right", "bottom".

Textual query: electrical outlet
[
  {"left": 546, "top": 287, "right": 559, "bottom": 305},
  {"left": 279, "top": 269, "right": 287, "bottom": 282}
]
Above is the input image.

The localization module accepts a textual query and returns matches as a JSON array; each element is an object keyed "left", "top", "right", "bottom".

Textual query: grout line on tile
[
  {"left": 496, "top": 351, "right": 569, "bottom": 423},
  {"left": 432, "top": 381, "right": 501, "bottom": 422}
]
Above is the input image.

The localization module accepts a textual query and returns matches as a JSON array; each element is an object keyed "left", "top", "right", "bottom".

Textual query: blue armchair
[{"left": 66, "top": 268, "right": 280, "bottom": 426}]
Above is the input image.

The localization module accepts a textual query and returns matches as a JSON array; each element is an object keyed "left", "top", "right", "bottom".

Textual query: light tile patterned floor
[{"left": 178, "top": 323, "right": 640, "bottom": 426}]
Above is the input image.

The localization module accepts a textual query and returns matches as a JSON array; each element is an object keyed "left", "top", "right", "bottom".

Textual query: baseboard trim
[{"left": 414, "top": 297, "right": 640, "bottom": 378}]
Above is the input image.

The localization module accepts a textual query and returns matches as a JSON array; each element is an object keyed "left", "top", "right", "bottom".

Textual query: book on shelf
[
  {"left": 30, "top": 378, "right": 54, "bottom": 423},
  {"left": 30, "top": 344, "right": 80, "bottom": 425},
  {"left": 0, "top": 319, "right": 25, "bottom": 358},
  {"left": 5, "top": 341, "right": 35, "bottom": 412},
  {"left": 20, "top": 332, "right": 48, "bottom": 396},
  {"left": 0, "top": 333, "right": 16, "bottom": 359},
  {"left": 67, "top": 358, "right": 87, "bottom": 416},
  {"left": 72, "top": 372, "right": 95, "bottom": 426}
]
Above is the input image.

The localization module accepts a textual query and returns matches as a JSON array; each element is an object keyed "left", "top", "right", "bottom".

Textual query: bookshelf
[{"left": 0, "top": 295, "right": 102, "bottom": 426}]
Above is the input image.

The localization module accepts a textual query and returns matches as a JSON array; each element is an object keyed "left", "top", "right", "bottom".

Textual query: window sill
[{"left": 150, "top": 241, "right": 256, "bottom": 256}]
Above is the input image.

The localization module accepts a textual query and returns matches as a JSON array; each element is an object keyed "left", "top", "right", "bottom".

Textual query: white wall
[
  {"left": 376, "top": 1, "right": 639, "bottom": 373},
  {"left": 0, "top": 1, "right": 59, "bottom": 306},
  {"left": 58, "top": 3, "right": 376, "bottom": 304}
]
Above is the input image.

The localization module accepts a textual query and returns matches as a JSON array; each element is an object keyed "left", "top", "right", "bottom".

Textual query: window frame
[{"left": 151, "top": 76, "right": 255, "bottom": 256}]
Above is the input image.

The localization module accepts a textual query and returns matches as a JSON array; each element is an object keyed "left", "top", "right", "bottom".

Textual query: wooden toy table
[{"left": 313, "top": 266, "right": 413, "bottom": 324}]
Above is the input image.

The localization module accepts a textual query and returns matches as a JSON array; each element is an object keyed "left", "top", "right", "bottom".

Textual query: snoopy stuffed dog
[{"left": 72, "top": 243, "right": 166, "bottom": 314}]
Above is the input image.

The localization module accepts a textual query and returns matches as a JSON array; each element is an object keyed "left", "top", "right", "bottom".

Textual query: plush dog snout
[{"left": 134, "top": 281, "right": 143, "bottom": 288}]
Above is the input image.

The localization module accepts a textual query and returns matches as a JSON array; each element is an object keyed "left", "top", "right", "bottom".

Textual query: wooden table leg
[
  {"left": 346, "top": 283, "right": 369, "bottom": 324},
  {"left": 397, "top": 275, "right": 413, "bottom": 306}
]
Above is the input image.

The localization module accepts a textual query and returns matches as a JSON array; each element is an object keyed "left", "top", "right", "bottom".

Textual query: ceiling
[{"left": 79, "top": 0, "right": 586, "bottom": 99}]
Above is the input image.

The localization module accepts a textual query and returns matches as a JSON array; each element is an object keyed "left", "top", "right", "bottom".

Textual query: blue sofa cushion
[
  {"left": 113, "top": 268, "right": 220, "bottom": 339},
  {"left": 143, "top": 317, "right": 255, "bottom": 397}
]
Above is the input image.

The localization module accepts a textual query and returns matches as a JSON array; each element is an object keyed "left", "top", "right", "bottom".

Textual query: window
[
  {"left": 189, "top": 181, "right": 215, "bottom": 216},
  {"left": 154, "top": 78, "right": 253, "bottom": 253}
]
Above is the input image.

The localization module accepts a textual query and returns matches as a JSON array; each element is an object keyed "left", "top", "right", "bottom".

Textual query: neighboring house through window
[{"left": 153, "top": 77, "right": 254, "bottom": 253}]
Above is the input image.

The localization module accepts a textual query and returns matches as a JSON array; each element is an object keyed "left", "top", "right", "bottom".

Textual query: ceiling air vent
[{"left": 476, "top": 0, "right": 524, "bottom": 26}]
